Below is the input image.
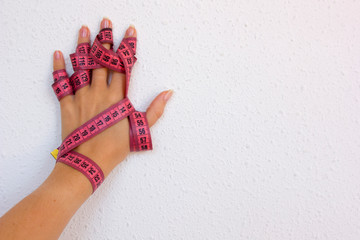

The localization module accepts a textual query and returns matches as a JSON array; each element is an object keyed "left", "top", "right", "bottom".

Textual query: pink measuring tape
[{"left": 51, "top": 27, "right": 152, "bottom": 193}]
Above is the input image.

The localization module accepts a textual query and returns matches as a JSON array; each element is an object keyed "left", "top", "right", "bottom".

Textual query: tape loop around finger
[
  {"left": 69, "top": 70, "right": 91, "bottom": 93},
  {"left": 52, "top": 69, "right": 73, "bottom": 101},
  {"left": 116, "top": 37, "right": 137, "bottom": 97},
  {"left": 97, "top": 28, "right": 114, "bottom": 48},
  {"left": 90, "top": 37, "right": 126, "bottom": 73},
  {"left": 71, "top": 43, "right": 103, "bottom": 72}
]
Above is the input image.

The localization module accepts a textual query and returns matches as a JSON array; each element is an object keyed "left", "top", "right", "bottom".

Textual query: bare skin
[{"left": 0, "top": 17, "right": 172, "bottom": 240}]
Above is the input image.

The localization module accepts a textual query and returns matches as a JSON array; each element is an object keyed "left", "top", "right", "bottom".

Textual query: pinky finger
[
  {"left": 53, "top": 50, "right": 65, "bottom": 72},
  {"left": 146, "top": 90, "right": 173, "bottom": 127}
]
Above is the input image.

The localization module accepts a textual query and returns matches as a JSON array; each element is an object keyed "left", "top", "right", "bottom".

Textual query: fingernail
[
  {"left": 101, "top": 18, "right": 111, "bottom": 28},
  {"left": 54, "top": 50, "right": 61, "bottom": 60},
  {"left": 164, "top": 90, "right": 173, "bottom": 102},
  {"left": 80, "top": 25, "right": 88, "bottom": 38},
  {"left": 126, "top": 25, "right": 135, "bottom": 37}
]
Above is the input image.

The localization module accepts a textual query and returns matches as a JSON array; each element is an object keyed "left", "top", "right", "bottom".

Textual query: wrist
[
  {"left": 48, "top": 162, "right": 93, "bottom": 199},
  {"left": 73, "top": 138, "right": 130, "bottom": 178}
]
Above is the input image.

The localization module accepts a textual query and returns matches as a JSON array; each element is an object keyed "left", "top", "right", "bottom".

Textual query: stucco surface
[{"left": 1, "top": 0, "right": 360, "bottom": 239}]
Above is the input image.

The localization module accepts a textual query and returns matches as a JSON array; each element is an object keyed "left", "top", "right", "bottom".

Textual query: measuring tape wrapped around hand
[{"left": 51, "top": 27, "right": 152, "bottom": 193}]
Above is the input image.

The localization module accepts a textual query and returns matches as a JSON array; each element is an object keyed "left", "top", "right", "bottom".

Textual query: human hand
[
  {"left": 0, "top": 17, "right": 173, "bottom": 240},
  {"left": 53, "top": 18, "right": 173, "bottom": 178}
]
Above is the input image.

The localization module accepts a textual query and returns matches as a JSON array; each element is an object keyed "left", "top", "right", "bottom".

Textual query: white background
[{"left": 1, "top": 0, "right": 360, "bottom": 239}]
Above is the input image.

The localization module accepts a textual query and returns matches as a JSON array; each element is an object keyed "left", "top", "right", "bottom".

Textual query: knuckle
[
  {"left": 75, "top": 92, "right": 88, "bottom": 108},
  {"left": 60, "top": 101, "right": 75, "bottom": 115}
]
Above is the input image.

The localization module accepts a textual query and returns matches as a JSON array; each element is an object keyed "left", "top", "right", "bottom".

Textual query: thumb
[{"left": 146, "top": 90, "right": 173, "bottom": 127}]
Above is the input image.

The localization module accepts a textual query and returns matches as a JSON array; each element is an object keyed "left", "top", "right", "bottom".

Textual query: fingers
[
  {"left": 53, "top": 50, "right": 73, "bottom": 106},
  {"left": 146, "top": 90, "right": 173, "bottom": 127},
  {"left": 78, "top": 25, "right": 90, "bottom": 45},
  {"left": 109, "top": 25, "right": 137, "bottom": 97},
  {"left": 74, "top": 25, "right": 91, "bottom": 98},
  {"left": 125, "top": 25, "right": 137, "bottom": 41},
  {"left": 91, "top": 18, "right": 112, "bottom": 91}
]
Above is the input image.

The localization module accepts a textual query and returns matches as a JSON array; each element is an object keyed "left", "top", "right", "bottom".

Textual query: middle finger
[{"left": 91, "top": 17, "right": 113, "bottom": 91}]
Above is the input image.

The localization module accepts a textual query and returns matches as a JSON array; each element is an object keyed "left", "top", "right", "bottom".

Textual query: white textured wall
[{"left": 1, "top": 0, "right": 360, "bottom": 239}]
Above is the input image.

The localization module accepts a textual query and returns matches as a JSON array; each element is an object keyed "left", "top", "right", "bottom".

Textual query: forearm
[{"left": 0, "top": 162, "right": 92, "bottom": 240}]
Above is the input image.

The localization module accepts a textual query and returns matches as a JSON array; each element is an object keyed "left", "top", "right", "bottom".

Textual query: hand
[
  {"left": 53, "top": 18, "right": 173, "bottom": 177},
  {"left": 0, "top": 18, "right": 173, "bottom": 240}
]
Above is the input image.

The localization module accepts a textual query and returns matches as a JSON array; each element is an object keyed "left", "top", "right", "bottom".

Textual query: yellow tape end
[{"left": 51, "top": 149, "right": 59, "bottom": 160}]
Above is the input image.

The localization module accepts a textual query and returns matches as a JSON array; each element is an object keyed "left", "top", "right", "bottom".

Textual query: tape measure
[{"left": 51, "top": 27, "right": 152, "bottom": 192}]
